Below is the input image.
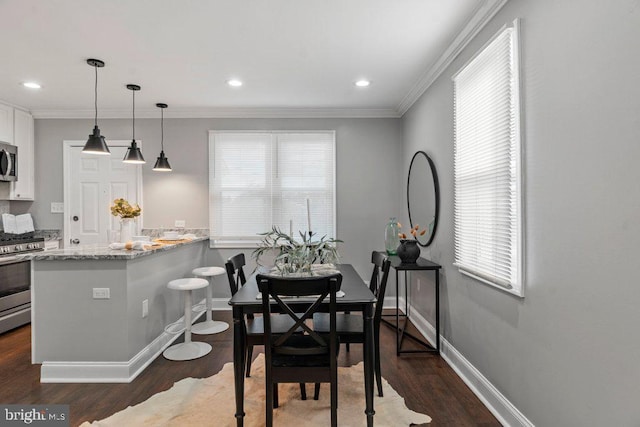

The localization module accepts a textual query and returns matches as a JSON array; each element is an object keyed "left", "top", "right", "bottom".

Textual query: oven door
[{"left": 0, "top": 257, "right": 31, "bottom": 334}]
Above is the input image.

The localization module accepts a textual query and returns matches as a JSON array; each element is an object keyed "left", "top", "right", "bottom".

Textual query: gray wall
[
  {"left": 26, "top": 117, "right": 402, "bottom": 282},
  {"left": 402, "top": 0, "right": 640, "bottom": 426}
]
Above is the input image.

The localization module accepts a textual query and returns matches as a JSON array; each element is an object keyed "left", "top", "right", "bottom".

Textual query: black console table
[{"left": 383, "top": 256, "right": 442, "bottom": 355}]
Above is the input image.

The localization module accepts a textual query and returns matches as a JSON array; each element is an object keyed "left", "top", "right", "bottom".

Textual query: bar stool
[
  {"left": 163, "top": 278, "right": 212, "bottom": 361},
  {"left": 191, "top": 266, "right": 230, "bottom": 335}
]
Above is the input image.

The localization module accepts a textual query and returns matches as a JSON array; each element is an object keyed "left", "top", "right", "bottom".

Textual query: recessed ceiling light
[
  {"left": 355, "top": 80, "right": 371, "bottom": 87},
  {"left": 23, "top": 82, "right": 41, "bottom": 89},
  {"left": 227, "top": 79, "right": 243, "bottom": 87}
]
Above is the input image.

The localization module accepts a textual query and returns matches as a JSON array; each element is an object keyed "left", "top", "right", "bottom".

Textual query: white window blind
[
  {"left": 209, "top": 131, "right": 336, "bottom": 247},
  {"left": 452, "top": 20, "right": 524, "bottom": 296}
]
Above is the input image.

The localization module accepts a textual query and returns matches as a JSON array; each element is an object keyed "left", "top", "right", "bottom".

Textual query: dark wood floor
[{"left": 0, "top": 311, "right": 500, "bottom": 426}]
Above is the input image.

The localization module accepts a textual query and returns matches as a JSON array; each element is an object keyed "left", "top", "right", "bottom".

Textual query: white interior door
[{"left": 64, "top": 142, "right": 142, "bottom": 248}]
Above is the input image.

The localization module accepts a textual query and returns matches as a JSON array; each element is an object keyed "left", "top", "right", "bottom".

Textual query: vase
[
  {"left": 384, "top": 217, "right": 400, "bottom": 256},
  {"left": 120, "top": 218, "right": 135, "bottom": 243},
  {"left": 397, "top": 239, "right": 420, "bottom": 263}
]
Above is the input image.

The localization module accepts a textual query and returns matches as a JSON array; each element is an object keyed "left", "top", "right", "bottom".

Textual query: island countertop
[{"left": 19, "top": 236, "right": 209, "bottom": 261}]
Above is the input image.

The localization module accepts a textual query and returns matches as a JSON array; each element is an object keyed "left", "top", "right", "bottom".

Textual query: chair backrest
[
  {"left": 257, "top": 273, "right": 342, "bottom": 358},
  {"left": 369, "top": 251, "right": 391, "bottom": 323},
  {"left": 225, "top": 253, "right": 247, "bottom": 296}
]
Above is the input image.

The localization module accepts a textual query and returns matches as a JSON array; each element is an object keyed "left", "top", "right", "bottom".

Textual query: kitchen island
[{"left": 21, "top": 237, "right": 209, "bottom": 383}]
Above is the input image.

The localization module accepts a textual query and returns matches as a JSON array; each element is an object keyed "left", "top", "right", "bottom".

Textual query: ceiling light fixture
[
  {"left": 123, "top": 84, "right": 145, "bottom": 164},
  {"left": 82, "top": 59, "right": 110, "bottom": 155},
  {"left": 22, "top": 82, "right": 41, "bottom": 89},
  {"left": 227, "top": 79, "right": 243, "bottom": 87},
  {"left": 153, "top": 103, "right": 172, "bottom": 172},
  {"left": 355, "top": 79, "right": 371, "bottom": 87}
]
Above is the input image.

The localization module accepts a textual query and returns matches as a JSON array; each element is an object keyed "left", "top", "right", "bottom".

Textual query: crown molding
[
  {"left": 31, "top": 107, "right": 401, "bottom": 120},
  {"left": 396, "top": 0, "right": 510, "bottom": 116}
]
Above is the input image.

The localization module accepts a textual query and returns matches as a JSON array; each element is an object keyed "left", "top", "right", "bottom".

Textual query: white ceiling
[{"left": 0, "top": 0, "right": 503, "bottom": 118}]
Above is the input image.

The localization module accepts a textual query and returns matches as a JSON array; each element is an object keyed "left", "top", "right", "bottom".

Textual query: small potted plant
[
  {"left": 253, "top": 226, "right": 342, "bottom": 276},
  {"left": 397, "top": 223, "right": 426, "bottom": 263},
  {"left": 110, "top": 198, "right": 141, "bottom": 243}
]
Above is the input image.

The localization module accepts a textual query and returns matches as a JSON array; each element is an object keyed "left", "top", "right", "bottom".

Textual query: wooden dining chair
[
  {"left": 225, "top": 254, "right": 295, "bottom": 377},
  {"left": 313, "top": 251, "right": 390, "bottom": 397},
  {"left": 225, "top": 254, "right": 309, "bottom": 399},
  {"left": 257, "top": 273, "right": 342, "bottom": 427}
]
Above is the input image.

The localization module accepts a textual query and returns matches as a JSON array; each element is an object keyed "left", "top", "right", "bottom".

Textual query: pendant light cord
[
  {"left": 160, "top": 108, "right": 164, "bottom": 151},
  {"left": 132, "top": 89, "right": 136, "bottom": 141},
  {"left": 94, "top": 65, "right": 98, "bottom": 127}
]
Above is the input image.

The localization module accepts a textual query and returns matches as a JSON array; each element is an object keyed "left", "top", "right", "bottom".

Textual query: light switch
[
  {"left": 51, "top": 202, "right": 64, "bottom": 213},
  {"left": 175, "top": 220, "right": 185, "bottom": 228}
]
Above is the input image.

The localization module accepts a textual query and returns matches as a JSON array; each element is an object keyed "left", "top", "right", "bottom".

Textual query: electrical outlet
[
  {"left": 417, "top": 279, "right": 421, "bottom": 291},
  {"left": 174, "top": 220, "right": 185, "bottom": 228},
  {"left": 50, "top": 202, "right": 64, "bottom": 213},
  {"left": 92, "top": 288, "right": 110, "bottom": 299},
  {"left": 142, "top": 299, "right": 149, "bottom": 318}
]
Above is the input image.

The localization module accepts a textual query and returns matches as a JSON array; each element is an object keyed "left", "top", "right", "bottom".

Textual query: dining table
[{"left": 228, "top": 263, "right": 377, "bottom": 426}]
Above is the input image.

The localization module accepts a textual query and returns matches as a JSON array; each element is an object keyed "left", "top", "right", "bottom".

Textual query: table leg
[
  {"left": 395, "top": 268, "right": 400, "bottom": 356},
  {"left": 233, "top": 307, "right": 246, "bottom": 426},
  {"left": 435, "top": 269, "right": 440, "bottom": 353},
  {"left": 363, "top": 304, "right": 375, "bottom": 426}
]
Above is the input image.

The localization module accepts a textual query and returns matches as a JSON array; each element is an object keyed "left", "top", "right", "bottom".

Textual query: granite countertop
[{"left": 18, "top": 236, "right": 209, "bottom": 261}]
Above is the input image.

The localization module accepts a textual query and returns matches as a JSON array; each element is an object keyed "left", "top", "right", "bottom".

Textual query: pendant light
[
  {"left": 153, "top": 103, "right": 172, "bottom": 171},
  {"left": 123, "top": 84, "right": 145, "bottom": 164},
  {"left": 82, "top": 59, "right": 110, "bottom": 155}
]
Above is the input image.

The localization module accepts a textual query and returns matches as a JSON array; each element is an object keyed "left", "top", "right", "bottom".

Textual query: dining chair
[
  {"left": 225, "top": 254, "right": 309, "bottom": 399},
  {"left": 313, "top": 251, "right": 390, "bottom": 397},
  {"left": 257, "top": 273, "right": 342, "bottom": 427}
]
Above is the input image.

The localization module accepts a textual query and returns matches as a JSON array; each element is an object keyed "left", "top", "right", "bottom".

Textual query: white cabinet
[
  {"left": 0, "top": 104, "right": 14, "bottom": 143},
  {"left": 10, "top": 109, "right": 34, "bottom": 200}
]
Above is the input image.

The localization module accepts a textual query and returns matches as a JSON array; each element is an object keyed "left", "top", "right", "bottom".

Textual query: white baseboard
[
  {"left": 40, "top": 308, "right": 206, "bottom": 383},
  {"left": 397, "top": 297, "right": 534, "bottom": 427}
]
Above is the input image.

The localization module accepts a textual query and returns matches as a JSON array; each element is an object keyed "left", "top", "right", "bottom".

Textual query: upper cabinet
[
  {"left": 0, "top": 104, "right": 14, "bottom": 144},
  {"left": 11, "top": 109, "right": 34, "bottom": 200}
]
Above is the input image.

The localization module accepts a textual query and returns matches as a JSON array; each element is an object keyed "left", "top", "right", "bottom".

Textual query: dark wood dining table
[{"left": 228, "top": 263, "right": 377, "bottom": 426}]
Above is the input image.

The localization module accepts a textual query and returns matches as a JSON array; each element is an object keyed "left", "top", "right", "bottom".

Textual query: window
[
  {"left": 209, "top": 131, "right": 336, "bottom": 247},
  {"left": 452, "top": 20, "right": 524, "bottom": 296}
]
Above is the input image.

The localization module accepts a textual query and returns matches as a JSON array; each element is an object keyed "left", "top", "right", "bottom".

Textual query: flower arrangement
[
  {"left": 253, "top": 226, "right": 342, "bottom": 275},
  {"left": 398, "top": 223, "right": 426, "bottom": 239},
  {"left": 110, "top": 198, "right": 141, "bottom": 219}
]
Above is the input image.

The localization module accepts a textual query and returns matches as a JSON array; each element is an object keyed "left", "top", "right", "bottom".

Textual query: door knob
[
  {"left": 70, "top": 238, "right": 80, "bottom": 245},
  {"left": 72, "top": 216, "right": 79, "bottom": 221}
]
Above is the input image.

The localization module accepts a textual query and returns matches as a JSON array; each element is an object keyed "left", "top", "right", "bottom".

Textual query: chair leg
[
  {"left": 314, "top": 383, "right": 321, "bottom": 400},
  {"left": 265, "top": 380, "right": 273, "bottom": 427},
  {"left": 331, "top": 378, "right": 338, "bottom": 427},
  {"left": 273, "top": 383, "right": 279, "bottom": 408},
  {"left": 375, "top": 326, "right": 383, "bottom": 397},
  {"left": 300, "top": 383, "right": 307, "bottom": 400},
  {"left": 245, "top": 345, "right": 254, "bottom": 377}
]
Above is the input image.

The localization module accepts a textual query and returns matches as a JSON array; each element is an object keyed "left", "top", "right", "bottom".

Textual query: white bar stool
[
  {"left": 163, "top": 278, "right": 212, "bottom": 361},
  {"left": 191, "top": 266, "right": 230, "bottom": 335}
]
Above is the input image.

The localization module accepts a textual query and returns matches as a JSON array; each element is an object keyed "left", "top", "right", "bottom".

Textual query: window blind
[
  {"left": 453, "top": 21, "right": 523, "bottom": 295},
  {"left": 209, "top": 131, "right": 336, "bottom": 246}
]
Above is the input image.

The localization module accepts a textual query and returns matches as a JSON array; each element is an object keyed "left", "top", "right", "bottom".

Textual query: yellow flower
[{"left": 110, "top": 198, "right": 141, "bottom": 219}]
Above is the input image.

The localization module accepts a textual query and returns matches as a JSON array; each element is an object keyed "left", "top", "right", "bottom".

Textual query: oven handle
[{"left": 0, "top": 256, "right": 20, "bottom": 265}]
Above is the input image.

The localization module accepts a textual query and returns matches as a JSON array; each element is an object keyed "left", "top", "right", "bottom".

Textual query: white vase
[{"left": 120, "top": 219, "right": 135, "bottom": 243}]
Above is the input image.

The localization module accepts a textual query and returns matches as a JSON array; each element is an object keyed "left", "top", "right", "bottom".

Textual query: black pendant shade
[
  {"left": 123, "top": 84, "right": 145, "bottom": 164},
  {"left": 152, "top": 103, "right": 172, "bottom": 171},
  {"left": 83, "top": 59, "right": 110, "bottom": 155},
  {"left": 153, "top": 151, "right": 172, "bottom": 171}
]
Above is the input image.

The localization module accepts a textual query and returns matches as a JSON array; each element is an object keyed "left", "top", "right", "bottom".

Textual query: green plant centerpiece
[{"left": 252, "top": 227, "right": 342, "bottom": 276}]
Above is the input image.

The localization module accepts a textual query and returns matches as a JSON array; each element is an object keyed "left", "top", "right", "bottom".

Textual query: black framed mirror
[{"left": 407, "top": 151, "right": 440, "bottom": 247}]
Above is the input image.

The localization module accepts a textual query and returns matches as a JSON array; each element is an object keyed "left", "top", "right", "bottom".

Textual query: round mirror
[{"left": 407, "top": 151, "right": 440, "bottom": 247}]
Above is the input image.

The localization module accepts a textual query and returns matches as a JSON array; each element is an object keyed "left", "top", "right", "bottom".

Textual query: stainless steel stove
[{"left": 0, "top": 233, "right": 45, "bottom": 334}]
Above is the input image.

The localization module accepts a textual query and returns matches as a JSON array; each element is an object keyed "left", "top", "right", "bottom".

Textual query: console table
[{"left": 383, "top": 256, "right": 442, "bottom": 355}]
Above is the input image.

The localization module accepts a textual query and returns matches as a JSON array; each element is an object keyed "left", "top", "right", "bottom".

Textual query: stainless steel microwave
[{"left": 0, "top": 142, "right": 17, "bottom": 182}]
